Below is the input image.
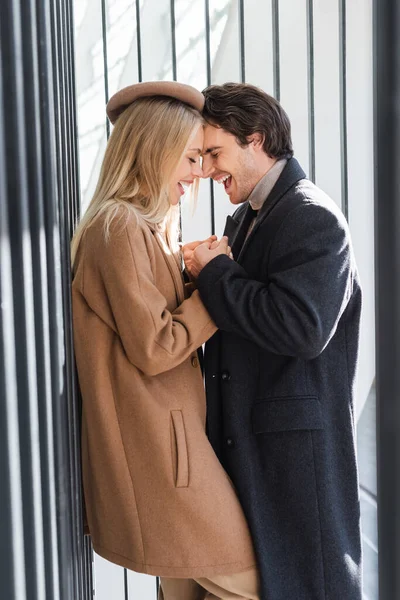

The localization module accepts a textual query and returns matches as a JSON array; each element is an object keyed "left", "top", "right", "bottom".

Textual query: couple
[{"left": 71, "top": 81, "right": 362, "bottom": 600}]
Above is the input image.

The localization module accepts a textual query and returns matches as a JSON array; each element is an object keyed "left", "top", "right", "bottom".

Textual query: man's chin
[{"left": 229, "top": 195, "right": 245, "bottom": 205}]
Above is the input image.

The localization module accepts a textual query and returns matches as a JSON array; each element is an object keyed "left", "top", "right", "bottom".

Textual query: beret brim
[{"left": 106, "top": 81, "right": 204, "bottom": 124}]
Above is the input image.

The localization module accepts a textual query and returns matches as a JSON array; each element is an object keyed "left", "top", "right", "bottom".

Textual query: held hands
[{"left": 182, "top": 235, "right": 232, "bottom": 279}]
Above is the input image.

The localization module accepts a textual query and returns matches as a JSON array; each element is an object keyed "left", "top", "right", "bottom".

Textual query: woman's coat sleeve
[{"left": 78, "top": 221, "right": 216, "bottom": 376}]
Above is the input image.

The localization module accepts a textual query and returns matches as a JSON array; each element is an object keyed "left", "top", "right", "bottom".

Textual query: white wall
[{"left": 73, "top": 0, "right": 375, "bottom": 597}]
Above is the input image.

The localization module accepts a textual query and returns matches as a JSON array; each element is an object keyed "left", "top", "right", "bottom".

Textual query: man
[{"left": 184, "top": 83, "right": 362, "bottom": 600}]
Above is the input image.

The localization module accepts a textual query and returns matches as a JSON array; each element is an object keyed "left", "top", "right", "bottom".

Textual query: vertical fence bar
[
  {"left": 306, "top": 0, "right": 316, "bottom": 182},
  {"left": 0, "top": 2, "right": 47, "bottom": 598},
  {"left": 136, "top": 0, "right": 143, "bottom": 82},
  {"left": 375, "top": 0, "right": 400, "bottom": 599},
  {"left": 272, "top": 0, "right": 280, "bottom": 101},
  {"left": 170, "top": 0, "right": 180, "bottom": 244},
  {"left": 0, "top": 17, "right": 28, "bottom": 600},
  {"left": 54, "top": 0, "right": 90, "bottom": 597},
  {"left": 42, "top": 1, "right": 81, "bottom": 598},
  {"left": 65, "top": 0, "right": 81, "bottom": 233},
  {"left": 51, "top": 1, "right": 79, "bottom": 596},
  {"left": 170, "top": 0, "right": 177, "bottom": 80},
  {"left": 238, "top": 0, "right": 245, "bottom": 82},
  {"left": 64, "top": 0, "right": 91, "bottom": 596},
  {"left": 339, "top": 0, "right": 349, "bottom": 220},
  {"left": 21, "top": 0, "right": 62, "bottom": 597},
  {"left": 205, "top": 0, "right": 215, "bottom": 235},
  {"left": 101, "top": 0, "right": 110, "bottom": 139}
]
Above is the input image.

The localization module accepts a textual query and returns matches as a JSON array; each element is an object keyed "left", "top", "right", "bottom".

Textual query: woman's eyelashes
[{"left": 188, "top": 155, "right": 203, "bottom": 166}]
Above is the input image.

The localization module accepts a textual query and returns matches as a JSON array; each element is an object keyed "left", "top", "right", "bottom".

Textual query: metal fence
[
  {"left": 0, "top": 0, "right": 92, "bottom": 599},
  {"left": 374, "top": 1, "right": 400, "bottom": 599},
  {"left": 2, "top": 0, "right": 399, "bottom": 599}
]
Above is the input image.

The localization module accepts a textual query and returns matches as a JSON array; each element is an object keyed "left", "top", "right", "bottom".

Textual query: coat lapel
[
  {"left": 224, "top": 205, "right": 258, "bottom": 260},
  {"left": 223, "top": 215, "right": 238, "bottom": 241}
]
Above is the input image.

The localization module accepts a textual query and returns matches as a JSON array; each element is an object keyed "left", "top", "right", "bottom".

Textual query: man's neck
[
  {"left": 253, "top": 157, "right": 278, "bottom": 188},
  {"left": 247, "top": 158, "right": 288, "bottom": 211}
]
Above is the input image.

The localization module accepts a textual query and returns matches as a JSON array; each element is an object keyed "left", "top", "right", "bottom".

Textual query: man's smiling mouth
[{"left": 214, "top": 174, "right": 232, "bottom": 192}]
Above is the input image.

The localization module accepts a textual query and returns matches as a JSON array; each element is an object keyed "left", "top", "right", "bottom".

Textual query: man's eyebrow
[{"left": 203, "top": 146, "right": 223, "bottom": 154}]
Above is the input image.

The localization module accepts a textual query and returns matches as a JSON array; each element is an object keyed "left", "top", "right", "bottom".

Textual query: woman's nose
[
  {"left": 192, "top": 162, "right": 203, "bottom": 178},
  {"left": 201, "top": 155, "right": 214, "bottom": 178}
]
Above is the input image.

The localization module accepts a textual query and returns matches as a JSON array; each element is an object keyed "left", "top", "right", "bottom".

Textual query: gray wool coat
[{"left": 197, "top": 158, "right": 362, "bottom": 600}]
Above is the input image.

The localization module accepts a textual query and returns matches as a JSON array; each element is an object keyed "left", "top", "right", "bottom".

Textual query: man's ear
[{"left": 247, "top": 132, "right": 265, "bottom": 150}]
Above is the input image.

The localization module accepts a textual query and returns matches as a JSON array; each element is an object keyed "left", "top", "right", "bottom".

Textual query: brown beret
[{"left": 106, "top": 81, "right": 204, "bottom": 124}]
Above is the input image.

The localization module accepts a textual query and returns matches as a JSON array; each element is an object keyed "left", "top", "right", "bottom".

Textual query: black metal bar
[
  {"left": 66, "top": 0, "right": 81, "bottom": 232},
  {"left": 64, "top": 2, "right": 90, "bottom": 597},
  {"left": 306, "top": 0, "right": 316, "bottom": 183},
  {"left": 170, "top": 0, "right": 177, "bottom": 80},
  {"left": 272, "top": 0, "right": 280, "bottom": 101},
  {"left": 136, "top": 0, "right": 143, "bottom": 82},
  {"left": 49, "top": 0, "right": 91, "bottom": 597},
  {"left": 238, "top": 0, "right": 246, "bottom": 82},
  {"left": 46, "top": 2, "right": 79, "bottom": 599},
  {"left": 20, "top": 0, "right": 62, "bottom": 598},
  {"left": 374, "top": 1, "right": 400, "bottom": 599},
  {"left": 52, "top": 2, "right": 83, "bottom": 596},
  {"left": 124, "top": 568, "right": 129, "bottom": 600},
  {"left": 205, "top": 0, "right": 212, "bottom": 85},
  {"left": 170, "top": 0, "right": 180, "bottom": 236},
  {"left": 84, "top": 539, "right": 94, "bottom": 599},
  {"left": 56, "top": 0, "right": 88, "bottom": 596},
  {"left": 1, "top": 1, "right": 48, "bottom": 598},
  {"left": 205, "top": 0, "right": 215, "bottom": 235},
  {"left": 339, "top": 0, "right": 349, "bottom": 220},
  {"left": 101, "top": 0, "right": 110, "bottom": 139},
  {"left": 0, "top": 16, "right": 27, "bottom": 599}
]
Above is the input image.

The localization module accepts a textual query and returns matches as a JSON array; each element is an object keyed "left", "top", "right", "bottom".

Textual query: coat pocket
[
  {"left": 252, "top": 396, "right": 323, "bottom": 434},
  {"left": 170, "top": 410, "right": 189, "bottom": 488}
]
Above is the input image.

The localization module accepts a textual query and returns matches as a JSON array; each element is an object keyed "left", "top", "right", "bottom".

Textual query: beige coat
[{"left": 72, "top": 212, "right": 256, "bottom": 577}]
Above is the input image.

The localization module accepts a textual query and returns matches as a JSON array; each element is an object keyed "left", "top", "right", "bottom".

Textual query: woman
[{"left": 71, "top": 82, "right": 258, "bottom": 600}]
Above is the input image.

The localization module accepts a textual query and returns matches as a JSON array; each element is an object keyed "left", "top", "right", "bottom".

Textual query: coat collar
[{"left": 224, "top": 157, "right": 307, "bottom": 262}]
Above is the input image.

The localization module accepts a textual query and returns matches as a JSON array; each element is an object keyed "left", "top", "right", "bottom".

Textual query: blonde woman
[{"left": 71, "top": 82, "right": 259, "bottom": 600}]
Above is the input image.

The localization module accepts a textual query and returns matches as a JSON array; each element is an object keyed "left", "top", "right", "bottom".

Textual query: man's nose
[{"left": 201, "top": 155, "right": 214, "bottom": 178}]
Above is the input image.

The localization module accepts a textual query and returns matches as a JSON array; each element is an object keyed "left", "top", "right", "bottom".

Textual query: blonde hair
[{"left": 71, "top": 96, "right": 203, "bottom": 267}]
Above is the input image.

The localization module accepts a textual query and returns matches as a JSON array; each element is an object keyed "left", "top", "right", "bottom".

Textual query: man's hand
[
  {"left": 182, "top": 235, "right": 217, "bottom": 274},
  {"left": 191, "top": 236, "right": 232, "bottom": 279}
]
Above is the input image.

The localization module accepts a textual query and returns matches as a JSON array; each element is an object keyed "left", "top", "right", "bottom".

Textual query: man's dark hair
[{"left": 202, "top": 82, "right": 293, "bottom": 159}]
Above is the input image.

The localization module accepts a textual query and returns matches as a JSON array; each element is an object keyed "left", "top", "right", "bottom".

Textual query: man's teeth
[{"left": 217, "top": 175, "right": 231, "bottom": 184}]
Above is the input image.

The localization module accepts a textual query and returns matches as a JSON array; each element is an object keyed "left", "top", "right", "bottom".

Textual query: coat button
[
  {"left": 226, "top": 437, "right": 235, "bottom": 448},
  {"left": 221, "top": 370, "right": 231, "bottom": 381},
  {"left": 191, "top": 356, "right": 199, "bottom": 368}
]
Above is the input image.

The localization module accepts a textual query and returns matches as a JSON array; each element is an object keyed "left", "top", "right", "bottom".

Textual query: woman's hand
[{"left": 182, "top": 235, "right": 217, "bottom": 274}]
